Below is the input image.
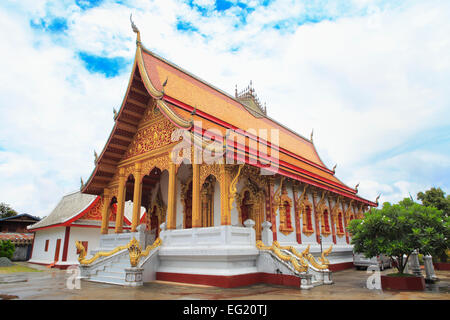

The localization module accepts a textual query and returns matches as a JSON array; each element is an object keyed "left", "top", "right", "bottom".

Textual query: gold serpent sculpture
[
  {"left": 76, "top": 237, "right": 162, "bottom": 266},
  {"left": 256, "top": 240, "right": 308, "bottom": 273},
  {"left": 256, "top": 241, "right": 332, "bottom": 272},
  {"left": 229, "top": 164, "right": 244, "bottom": 211}
]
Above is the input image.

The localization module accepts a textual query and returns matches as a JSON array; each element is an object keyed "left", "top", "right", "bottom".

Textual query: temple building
[{"left": 74, "top": 21, "right": 378, "bottom": 288}]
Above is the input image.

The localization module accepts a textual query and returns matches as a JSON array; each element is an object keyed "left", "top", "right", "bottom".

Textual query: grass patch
[
  {"left": 0, "top": 265, "right": 42, "bottom": 274},
  {"left": 385, "top": 272, "right": 417, "bottom": 277}
]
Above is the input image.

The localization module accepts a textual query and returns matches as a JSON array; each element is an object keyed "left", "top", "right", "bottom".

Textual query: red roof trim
[{"left": 164, "top": 95, "right": 336, "bottom": 175}]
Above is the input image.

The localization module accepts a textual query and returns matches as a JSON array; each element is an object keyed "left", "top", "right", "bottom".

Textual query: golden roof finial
[
  {"left": 332, "top": 164, "right": 337, "bottom": 173},
  {"left": 375, "top": 194, "right": 381, "bottom": 205},
  {"left": 130, "top": 14, "right": 141, "bottom": 44},
  {"left": 355, "top": 182, "right": 360, "bottom": 192},
  {"left": 310, "top": 129, "right": 314, "bottom": 142}
]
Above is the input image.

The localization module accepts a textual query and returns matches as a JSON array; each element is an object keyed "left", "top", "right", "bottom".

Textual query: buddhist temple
[{"left": 74, "top": 19, "right": 378, "bottom": 288}]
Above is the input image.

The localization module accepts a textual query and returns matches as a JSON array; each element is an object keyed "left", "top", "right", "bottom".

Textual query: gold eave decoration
[{"left": 155, "top": 99, "right": 193, "bottom": 129}]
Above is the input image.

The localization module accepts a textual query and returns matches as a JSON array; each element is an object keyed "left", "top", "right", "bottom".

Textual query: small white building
[{"left": 28, "top": 191, "right": 144, "bottom": 269}]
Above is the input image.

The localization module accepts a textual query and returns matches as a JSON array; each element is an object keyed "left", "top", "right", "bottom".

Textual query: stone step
[
  {"left": 107, "top": 266, "right": 128, "bottom": 273},
  {"left": 96, "top": 270, "right": 125, "bottom": 278},
  {"left": 89, "top": 275, "right": 126, "bottom": 286}
]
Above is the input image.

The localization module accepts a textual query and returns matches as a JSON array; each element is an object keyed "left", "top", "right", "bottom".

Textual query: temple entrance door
[
  {"left": 184, "top": 182, "right": 192, "bottom": 229},
  {"left": 54, "top": 239, "right": 61, "bottom": 263},
  {"left": 150, "top": 205, "right": 159, "bottom": 239},
  {"left": 240, "top": 191, "right": 252, "bottom": 225}
]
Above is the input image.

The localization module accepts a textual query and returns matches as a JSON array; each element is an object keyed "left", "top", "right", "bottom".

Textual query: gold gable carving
[{"left": 123, "top": 117, "right": 176, "bottom": 160}]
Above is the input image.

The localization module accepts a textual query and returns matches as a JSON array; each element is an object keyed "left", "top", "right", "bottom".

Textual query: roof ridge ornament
[
  {"left": 130, "top": 14, "right": 141, "bottom": 44},
  {"left": 355, "top": 182, "right": 360, "bottom": 193},
  {"left": 310, "top": 129, "right": 314, "bottom": 142},
  {"left": 332, "top": 164, "right": 337, "bottom": 174},
  {"left": 235, "top": 81, "right": 267, "bottom": 117}
]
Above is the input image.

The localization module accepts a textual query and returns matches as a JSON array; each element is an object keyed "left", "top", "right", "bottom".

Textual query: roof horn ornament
[
  {"left": 130, "top": 14, "right": 141, "bottom": 44},
  {"left": 310, "top": 129, "right": 314, "bottom": 142},
  {"left": 80, "top": 177, "right": 84, "bottom": 190},
  {"left": 375, "top": 194, "right": 381, "bottom": 206},
  {"left": 332, "top": 164, "right": 337, "bottom": 174},
  {"left": 113, "top": 108, "right": 118, "bottom": 120},
  {"left": 161, "top": 77, "right": 168, "bottom": 95},
  {"left": 355, "top": 182, "right": 360, "bottom": 193}
]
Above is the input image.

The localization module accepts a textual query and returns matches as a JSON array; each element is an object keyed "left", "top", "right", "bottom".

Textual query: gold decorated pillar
[
  {"left": 115, "top": 168, "right": 126, "bottom": 234},
  {"left": 131, "top": 163, "right": 143, "bottom": 232},
  {"left": 220, "top": 164, "right": 231, "bottom": 225},
  {"left": 192, "top": 162, "right": 201, "bottom": 228},
  {"left": 100, "top": 189, "right": 112, "bottom": 235},
  {"left": 166, "top": 158, "right": 177, "bottom": 230}
]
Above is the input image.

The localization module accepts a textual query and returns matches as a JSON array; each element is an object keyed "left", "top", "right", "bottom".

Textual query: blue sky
[{"left": 0, "top": 0, "right": 449, "bottom": 216}]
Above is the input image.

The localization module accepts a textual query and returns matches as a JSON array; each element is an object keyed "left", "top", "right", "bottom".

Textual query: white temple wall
[
  {"left": 29, "top": 227, "right": 65, "bottom": 264},
  {"left": 160, "top": 170, "right": 169, "bottom": 207},
  {"left": 68, "top": 226, "right": 101, "bottom": 262},
  {"left": 230, "top": 201, "right": 239, "bottom": 226},
  {"left": 175, "top": 179, "right": 183, "bottom": 229}
]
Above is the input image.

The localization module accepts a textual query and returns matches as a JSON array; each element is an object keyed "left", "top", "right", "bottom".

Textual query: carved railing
[
  {"left": 256, "top": 240, "right": 308, "bottom": 273},
  {"left": 76, "top": 237, "right": 162, "bottom": 266},
  {"left": 256, "top": 241, "right": 332, "bottom": 272}
]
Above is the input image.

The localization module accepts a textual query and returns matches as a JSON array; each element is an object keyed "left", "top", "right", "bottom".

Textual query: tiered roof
[{"left": 81, "top": 25, "right": 376, "bottom": 207}]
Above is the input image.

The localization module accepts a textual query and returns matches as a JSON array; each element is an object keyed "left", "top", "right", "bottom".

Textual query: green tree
[
  {"left": 0, "top": 240, "right": 15, "bottom": 260},
  {"left": 417, "top": 187, "right": 450, "bottom": 216},
  {"left": 0, "top": 203, "right": 18, "bottom": 219},
  {"left": 348, "top": 198, "right": 450, "bottom": 274}
]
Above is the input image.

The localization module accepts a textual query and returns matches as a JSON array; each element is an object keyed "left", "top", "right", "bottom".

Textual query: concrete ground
[{"left": 0, "top": 262, "right": 449, "bottom": 300}]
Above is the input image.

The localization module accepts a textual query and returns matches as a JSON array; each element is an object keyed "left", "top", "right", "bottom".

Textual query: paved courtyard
[{"left": 0, "top": 262, "right": 449, "bottom": 300}]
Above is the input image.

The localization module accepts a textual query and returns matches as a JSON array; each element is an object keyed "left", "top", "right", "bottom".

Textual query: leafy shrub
[{"left": 0, "top": 240, "right": 15, "bottom": 260}]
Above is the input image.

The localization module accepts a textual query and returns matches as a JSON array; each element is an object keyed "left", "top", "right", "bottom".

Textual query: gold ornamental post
[
  {"left": 115, "top": 168, "right": 126, "bottom": 233},
  {"left": 131, "top": 162, "right": 143, "bottom": 232},
  {"left": 100, "top": 189, "right": 112, "bottom": 234},
  {"left": 166, "top": 156, "right": 177, "bottom": 230}
]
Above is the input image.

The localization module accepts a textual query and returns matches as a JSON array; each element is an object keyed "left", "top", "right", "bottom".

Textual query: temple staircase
[{"left": 78, "top": 237, "right": 161, "bottom": 286}]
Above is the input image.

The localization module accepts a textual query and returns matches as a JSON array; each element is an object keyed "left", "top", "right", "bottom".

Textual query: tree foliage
[
  {"left": 348, "top": 198, "right": 450, "bottom": 274},
  {"left": 0, "top": 203, "right": 18, "bottom": 219},
  {"left": 417, "top": 187, "right": 449, "bottom": 216},
  {"left": 0, "top": 240, "right": 15, "bottom": 260}
]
